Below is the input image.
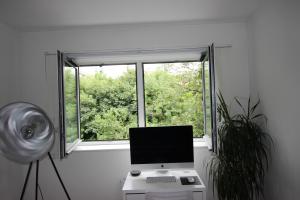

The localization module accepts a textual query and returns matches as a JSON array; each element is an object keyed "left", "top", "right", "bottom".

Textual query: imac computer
[{"left": 129, "top": 125, "right": 194, "bottom": 171}]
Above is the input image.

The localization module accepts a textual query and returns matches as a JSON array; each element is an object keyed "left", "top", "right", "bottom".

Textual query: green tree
[
  {"left": 64, "top": 68, "right": 79, "bottom": 143},
  {"left": 144, "top": 62, "right": 204, "bottom": 137},
  {"left": 63, "top": 62, "right": 209, "bottom": 141},
  {"left": 80, "top": 68, "right": 137, "bottom": 140}
]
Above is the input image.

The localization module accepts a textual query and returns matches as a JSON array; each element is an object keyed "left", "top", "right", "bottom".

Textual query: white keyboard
[{"left": 146, "top": 176, "right": 177, "bottom": 183}]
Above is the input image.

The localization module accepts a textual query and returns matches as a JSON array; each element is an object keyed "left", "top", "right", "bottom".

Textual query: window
[
  {"left": 79, "top": 65, "right": 137, "bottom": 141},
  {"left": 58, "top": 52, "right": 81, "bottom": 157},
  {"left": 74, "top": 61, "right": 211, "bottom": 140},
  {"left": 203, "top": 60, "right": 212, "bottom": 136},
  {"left": 143, "top": 62, "right": 205, "bottom": 137},
  {"left": 58, "top": 46, "right": 216, "bottom": 155},
  {"left": 64, "top": 66, "right": 80, "bottom": 144}
]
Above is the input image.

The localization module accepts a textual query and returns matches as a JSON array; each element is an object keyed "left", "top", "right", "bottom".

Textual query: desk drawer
[
  {"left": 193, "top": 191, "right": 203, "bottom": 200},
  {"left": 126, "top": 193, "right": 145, "bottom": 200},
  {"left": 125, "top": 192, "right": 203, "bottom": 200}
]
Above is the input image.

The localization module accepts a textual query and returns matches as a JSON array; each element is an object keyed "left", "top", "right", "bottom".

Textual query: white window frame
[
  {"left": 77, "top": 59, "right": 210, "bottom": 147},
  {"left": 59, "top": 47, "right": 216, "bottom": 151}
]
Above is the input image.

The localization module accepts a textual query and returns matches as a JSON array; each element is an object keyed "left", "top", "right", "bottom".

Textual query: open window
[
  {"left": 58, "top": 51, "right": 81, "bottom": 158},
  {"left": 198, "top": 44, "right": 217, "bottom": 151},
  {"left": 57, "top": 46, "right": 217, "bottom": 151}
]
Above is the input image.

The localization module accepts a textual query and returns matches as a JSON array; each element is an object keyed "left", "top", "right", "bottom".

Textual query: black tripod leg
[
  {"left": 20, "top": 162, "right": 33, "bottom": 200},
  {"left": 36, "top": 160, "right": 39, "bottom": 200},
  {"left": 48, "top": 152, "right": 71, "bottom": 200},
  {"left": 38, "top": 184, "right": 45, "bottom": 200}
]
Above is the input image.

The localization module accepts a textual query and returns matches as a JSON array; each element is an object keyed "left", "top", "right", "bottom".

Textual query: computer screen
[{"left": 129, "top": 125, "right": 194, "bottom": 166}]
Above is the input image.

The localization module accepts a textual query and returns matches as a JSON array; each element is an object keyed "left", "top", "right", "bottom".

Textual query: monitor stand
[{"left": 155, "top": 169, "right": 169, "bottom": 174}]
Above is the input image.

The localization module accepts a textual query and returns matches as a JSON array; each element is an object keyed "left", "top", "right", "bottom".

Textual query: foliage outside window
[
  {"left": 79, "top": 65, "right": 137, "bottom": 141},
  {"left": 63, "top": 61, "right": 211, "bottom": 141},
  {"left": 203, "top": 61, "right": 212, "bottom": 136},
  {"left": 144, "top": 62, "right": 204, "bottom": 137},
  {"left": 64, "top": 66, "right": 79, "bottom": 143}
]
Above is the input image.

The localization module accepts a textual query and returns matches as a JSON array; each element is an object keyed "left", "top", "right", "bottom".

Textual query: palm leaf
[
  {"left": 251, "top": 113, "right": 264, "bottom": 120},
  {"left": 251, "top": 99, "right": 260, "bottom": 115},
  {"left": 247, "top": 97, "right": 251, "bottom": 118},
  {"left": 234, "top": 97, "right": 246, "bottom": 114},
  {"left": 208, "top": 91, "right": 273, "bottom": 200}
]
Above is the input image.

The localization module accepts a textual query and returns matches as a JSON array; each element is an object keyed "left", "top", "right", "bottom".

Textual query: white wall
[
  {"left": 0, "top": 23, "right": 19, "bottom": 105},
  {"left": 22, "top": 147, "right": 212, "bottom": 200},
  {"left": 0, "top": 23, "right": 23, "bottom": 200},
  {"left": 11, "top": 20, "right": 251, "bottom": 200},
  {"left": 0, "top": 23, "right": 11, "bottom": 105},
  {"left": 249, "top": 0, "right": 300, "bottom": 199}
]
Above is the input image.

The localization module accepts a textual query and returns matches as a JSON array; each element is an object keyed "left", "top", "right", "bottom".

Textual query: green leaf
[
  {"left": 234, "top": 97, "right": 246, "bottom": 115},
  {"left": 208, "top": 91, "right": 273, "bottom": 200},
  {"left": 251, "top": 99, "right": 260, "bottom": 115}
]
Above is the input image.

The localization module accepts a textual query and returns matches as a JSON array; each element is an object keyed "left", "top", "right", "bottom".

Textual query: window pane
[
  {"left": 79, "top": 65, "right": 137, "bottom": 141},
  {"left": 144, "top": 62, "right": 204, "bottom": 137},
  {"left": 204, "top": 61, "right": 212, "bottom": 136},
  {"left": 64, "top": 67, "right": 79, "bottom": 144}
]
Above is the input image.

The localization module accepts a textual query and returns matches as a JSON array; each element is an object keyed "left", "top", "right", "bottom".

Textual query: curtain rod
[{"left": 44, "top": 45, "right": 232, "bottom": 56}]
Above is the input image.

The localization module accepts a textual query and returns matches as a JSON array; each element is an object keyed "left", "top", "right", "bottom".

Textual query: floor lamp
[{"left": 0, "top": 102, "right": 71, "bottom": 200}]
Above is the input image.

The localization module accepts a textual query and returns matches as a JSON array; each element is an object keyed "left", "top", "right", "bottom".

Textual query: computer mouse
[
  {"left": 187, "top": 177, "right": 195, "bottom": 183},
  {"left": 130, "top": 170, "right": 141, "bottom": 177}
]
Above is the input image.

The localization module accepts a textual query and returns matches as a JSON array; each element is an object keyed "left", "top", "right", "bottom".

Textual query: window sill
[
  {"left": 75, "top": 141, "right": 130, "bottom": 151},
  {"left": 74, "top": 138, "right": 209, "bottom": 152}
]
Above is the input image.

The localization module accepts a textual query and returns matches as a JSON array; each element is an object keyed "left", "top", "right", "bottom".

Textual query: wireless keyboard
[{"left": 146, "top": 176, "right": 177, "bottom": 183}]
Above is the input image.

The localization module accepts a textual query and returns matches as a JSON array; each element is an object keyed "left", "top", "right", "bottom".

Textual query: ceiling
[{"left": 0, "top": 0, "right": 259, "bottom": 30}]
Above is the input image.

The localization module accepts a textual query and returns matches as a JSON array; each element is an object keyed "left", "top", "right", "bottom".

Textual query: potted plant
[{"left": 208, "top": 92, "right": 273, "bottom": 200}]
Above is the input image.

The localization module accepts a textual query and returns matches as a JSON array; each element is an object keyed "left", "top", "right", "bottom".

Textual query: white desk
[{"left": 122, "top": 169, "right": 206, "bottom": 200}]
